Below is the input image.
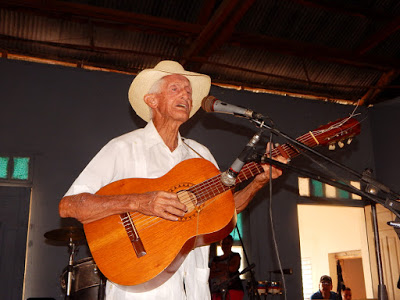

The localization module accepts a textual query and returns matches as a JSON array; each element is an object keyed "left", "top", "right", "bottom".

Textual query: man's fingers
[
  {"left": 165, "top": 206, "right": 186, "bottom": 218},
  {"left": 148, "top": 191, "right": 187, "bottom": 221}
]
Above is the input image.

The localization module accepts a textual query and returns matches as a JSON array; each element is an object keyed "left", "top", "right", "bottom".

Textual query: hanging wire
[{"left": 267, "top": 133, "right": 288, "bottom": 300}]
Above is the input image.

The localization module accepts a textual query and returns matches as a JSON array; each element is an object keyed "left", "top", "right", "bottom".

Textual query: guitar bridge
[{"left": 120, "top": 213, "right": 146, "bottom": 258}]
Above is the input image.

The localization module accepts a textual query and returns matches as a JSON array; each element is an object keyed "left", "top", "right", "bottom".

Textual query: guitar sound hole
[{"left": 177, "top": 190, "right": 197, "bottom": 213}]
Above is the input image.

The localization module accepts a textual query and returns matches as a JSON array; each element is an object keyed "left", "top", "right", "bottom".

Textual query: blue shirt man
[{"left": 310, "top": 275, "right": 339, "bottom": 299}]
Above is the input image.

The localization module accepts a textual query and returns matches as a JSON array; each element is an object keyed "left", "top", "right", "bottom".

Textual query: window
[
  {"left": 301, "top": 257, "right": 313, "bottom": 300},
  {"left": 0, "top": 155, "right": 32, "bottom": 186},
  {"left": 231, "top": 213, "right": 243, "bottom": 242},
  {"left": 298, "top": 177, "right": 361, "bottom": 200}
]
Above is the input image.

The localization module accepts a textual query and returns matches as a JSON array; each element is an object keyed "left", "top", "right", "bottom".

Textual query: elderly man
[
  {"left": 59, "top": 61, "right": 284, "bottom": 299},
  {"left": 311, "top": 275, "right": 339, "bottom": 299}
]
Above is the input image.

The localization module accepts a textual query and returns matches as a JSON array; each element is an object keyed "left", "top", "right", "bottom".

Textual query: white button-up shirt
[{"left": 65, "top": 120, "right": 219, "bottom": 299}]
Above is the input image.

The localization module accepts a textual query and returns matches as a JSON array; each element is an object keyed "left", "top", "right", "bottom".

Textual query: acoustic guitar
[{"left": 83, "top": 117, "right": 360, "bottom": 291}]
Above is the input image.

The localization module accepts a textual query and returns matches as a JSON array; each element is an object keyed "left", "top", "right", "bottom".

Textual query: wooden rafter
[
  {"left": 356, "top": 15, "right": 400, "bottom": 55},
  {"left": 0, "top": 0, "right": 201, "bottom": 35},
  {"left": 289, "top": 0, "right": 392, "bottom": 20},
  {"left": 180, "top": 0, "right": 242, "bottom": 65},
  {"left": 360, "top": 70, "right": 400, "bottom": 105},
  {"left": 230, "top": 33, "right": 400, "bottom": 71}
]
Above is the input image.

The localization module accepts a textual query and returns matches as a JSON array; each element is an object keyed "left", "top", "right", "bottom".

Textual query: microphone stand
[
  {"left": 235, "top": 226, "right": 261, "bottom": 300},
  {"left": 219, "top": 131, "right": 265, "bottom": 299},
  {"left": 216, "top": 264, "right": 256, "bottom": 300},
  {"left": 251, "top": 118, "right": 400, "bottom": 217},
  {"left": 248, "top": 117, "right": 398, "bottom": 300}
]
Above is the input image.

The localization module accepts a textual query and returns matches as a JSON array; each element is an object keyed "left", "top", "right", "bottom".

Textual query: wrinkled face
[
  {"left": 342, "top": 290, "right": 352, "bottom": 300},
  {"left": 153, "top": 74, "right": 193, "bottom": 123},
  {"left": 319, "top": 281, "right": 332, "bottom": 293}
]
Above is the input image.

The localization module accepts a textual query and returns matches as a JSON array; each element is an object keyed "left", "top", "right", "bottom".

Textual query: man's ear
[{"left": 144, "top": 94, "right": 158, "bottom": 109}]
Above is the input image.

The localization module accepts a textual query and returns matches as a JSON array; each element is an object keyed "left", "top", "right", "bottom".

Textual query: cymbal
[{"left": 44, "top": 227, "right": 85, "bottom": 242}]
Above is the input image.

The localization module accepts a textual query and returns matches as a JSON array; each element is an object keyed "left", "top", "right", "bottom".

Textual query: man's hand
[
  {"left": 136, "top": 191, "right": 187, "bottom": 221},
  {"left": 253, "top": 142, "right": 287, "bottom": 186},
  {"left": 233, "top": 142, "right": 287, "bottom": 213}
]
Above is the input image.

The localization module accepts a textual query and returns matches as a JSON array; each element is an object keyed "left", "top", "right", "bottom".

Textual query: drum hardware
[
  {"left": 44, "top": 227, "right": 86, "bottom": 300},
  {"left": 214, "top": 264, "right": 255, "bottom": 300},
  {"left": 60, "top": 257, "right": 106, "bottom": 300}
]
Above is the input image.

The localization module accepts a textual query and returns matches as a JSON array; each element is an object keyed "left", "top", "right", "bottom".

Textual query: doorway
[
  {"left": 297, "top": 204, "right": 373, "bottom": 300},
  {"left": 329, "top": 251, "right": 367, "bottom": 299},
  {"left": 0, "top": 186, "right": 31, "bottom": 300}
]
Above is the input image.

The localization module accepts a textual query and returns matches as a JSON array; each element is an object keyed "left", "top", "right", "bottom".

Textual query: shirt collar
[{"left": 144, "top": 120, "right": 183, "bottom": 151}]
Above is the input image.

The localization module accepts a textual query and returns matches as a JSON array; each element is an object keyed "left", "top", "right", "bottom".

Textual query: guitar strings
[
  {"left": 126, "top": 132, "right": 315, "bottom": 231},
  {"left": 127, "top": 173, "right": 228, "bottom": 229},
  {"left": 127, "top": 162, "right": 263, "bottom": 231},
  {"left": 123, "top": 119, "right": 355, "bottom": 232}
]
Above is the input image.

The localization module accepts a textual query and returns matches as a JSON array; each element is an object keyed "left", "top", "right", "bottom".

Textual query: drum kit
[
  {"left": 256, "top": 280, "right": 283, "bottom": 296},
  {"left": 44, "top": 227, "right": 105, "bottom": 300}
]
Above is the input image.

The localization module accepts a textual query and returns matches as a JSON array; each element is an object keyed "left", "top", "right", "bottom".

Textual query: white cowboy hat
[{"left": 128, "top": 60, "right": 211, "bottom": 122}]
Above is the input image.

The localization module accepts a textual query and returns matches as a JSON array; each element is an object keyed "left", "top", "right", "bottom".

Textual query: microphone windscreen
[{"left": 201, "top": 96, "right": 216, "bottom": 112}]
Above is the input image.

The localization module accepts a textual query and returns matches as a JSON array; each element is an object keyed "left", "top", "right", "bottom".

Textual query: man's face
[
  {"left": 220, "top": 237, "right": 233, "bottom": 254},
  {"left": 154, "top": 74, "right": 193, "bottom": 123},
  {"left": 319, "top": 280, "right": 332, "bottom": 293},
  {"left": 342, "top": 289, "right": 352, "bottom": 300}
]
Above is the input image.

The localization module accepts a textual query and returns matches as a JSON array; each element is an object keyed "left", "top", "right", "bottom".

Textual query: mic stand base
[{"left": 371, "top": 203, "right": 389, "bottom": 300}]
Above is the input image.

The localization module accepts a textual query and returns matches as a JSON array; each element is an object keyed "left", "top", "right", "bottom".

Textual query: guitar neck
[
  {"left": 237, "top": 130, "right": 319, "bottom": 183},
  {"left": 189, "top": 117, "right": 360, "bottom": 207}
]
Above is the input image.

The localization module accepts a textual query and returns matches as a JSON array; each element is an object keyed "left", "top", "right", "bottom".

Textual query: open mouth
[{"left": 176, "top": 102, "right": 190, "bottom": 111}]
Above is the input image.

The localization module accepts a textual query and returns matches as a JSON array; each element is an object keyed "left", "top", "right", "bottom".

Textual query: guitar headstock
[{"left": 312, "top": 117, "right": 361, "bottom": 150}]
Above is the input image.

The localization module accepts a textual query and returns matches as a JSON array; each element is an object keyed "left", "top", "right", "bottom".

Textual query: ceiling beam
[
  {"left": 180, "top": 0, "right": 242, "bottom": 65},
  {"left": 230, "top": 32, "right": 400, "bottom": 71},
  {"left": 288, "top": 0, "right": 391, "bottom": 20},
  {"left": 197, "top": 0, "right": 217, "bottom": 25},
  {"left": 182, "top": 0, "right": 256, "bottom": 71},
  {"left": 360, "top": 70, "right": 400, "bottom": 105},
  {"left": 5, "top": 33, "right": 399, "bottom": 94},
  {"left": 2, "top": 0, "right": 398, "bottom": 72},
  {"left": 0, "top": 0, "right": 201, "bottom": 34},
  {"left": 201, "top": 0, "right": 256, "bottom": 57},
  {"left": 356, "top": 15, "right": 400, "bottom": 55}
]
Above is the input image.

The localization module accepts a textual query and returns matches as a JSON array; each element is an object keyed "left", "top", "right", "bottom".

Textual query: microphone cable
[{"left": 267, "top": 132, "right": 288, "bottom": 300}]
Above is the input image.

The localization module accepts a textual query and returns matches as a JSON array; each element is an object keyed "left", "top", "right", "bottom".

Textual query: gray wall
[{"left": 1, "top": 58, "right": 391, "bottom": 299}]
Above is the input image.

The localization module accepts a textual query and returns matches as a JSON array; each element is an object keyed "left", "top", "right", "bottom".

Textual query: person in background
[
  {"left": 341, "top": 287, "right": 352, "bottom": 300},
  {"left": 209, "top": 235, "right": 244, "bottom": 300},
  {"left": 310, "top": 275, "right": 339, "bottom": 299}
]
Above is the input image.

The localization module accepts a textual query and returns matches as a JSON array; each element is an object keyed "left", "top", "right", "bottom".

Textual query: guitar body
[{"left": 83, "top": 158, "right": 237, "bottom": 291}]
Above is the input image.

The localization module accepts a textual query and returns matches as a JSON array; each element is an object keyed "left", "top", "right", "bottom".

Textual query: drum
[
  {"left": 61, "top": 257, "right": 105, "bottom": 300},
  {"left": 257, "top": 281, "right": 267, "bottom": 295},
  {"left": 266, "top": 281, "right": 282, "bottom": 294}
]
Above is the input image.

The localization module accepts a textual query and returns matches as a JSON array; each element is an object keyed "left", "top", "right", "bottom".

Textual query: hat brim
[{"left": 128, "top": 61, "right": 211, "bottom": 122}]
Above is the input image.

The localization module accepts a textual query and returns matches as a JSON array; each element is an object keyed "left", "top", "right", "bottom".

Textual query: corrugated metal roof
[{"left": 0, "top": 0, "right": 399, "bottom": 105}]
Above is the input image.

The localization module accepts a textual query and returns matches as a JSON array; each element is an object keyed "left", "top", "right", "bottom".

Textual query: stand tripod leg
[
  {"left": 65, "top": 240, "right": 76, "bottom": 300},
  {"left": 371, "top": 203, "right": 388, "bottom": 300}
]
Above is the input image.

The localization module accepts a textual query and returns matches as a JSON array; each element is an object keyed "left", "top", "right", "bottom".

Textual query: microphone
[
  {"left": 201, "top": 96, "right": 264, "bottom": 120},
  {"left": 387, "top": 221, "right": 400, "bottom": 228},
  {"left": 220, "top": 131, "right": 262, "bottom": 186}
]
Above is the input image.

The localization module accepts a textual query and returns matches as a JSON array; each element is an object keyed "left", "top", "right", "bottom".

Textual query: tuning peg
[
  {"left": 329, "top": 144, "right": 336, "bottom": 150},
  {"left": 338, "top": 141, "right": 344, "bottom": 148},
  {"left": 347, "top": 138, "right": 353, "bottom": 145}
]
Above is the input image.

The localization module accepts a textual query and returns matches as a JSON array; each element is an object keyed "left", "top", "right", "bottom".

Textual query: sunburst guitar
[{"left": 83, "top": 117, "right": 361, "bottom": 291}]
